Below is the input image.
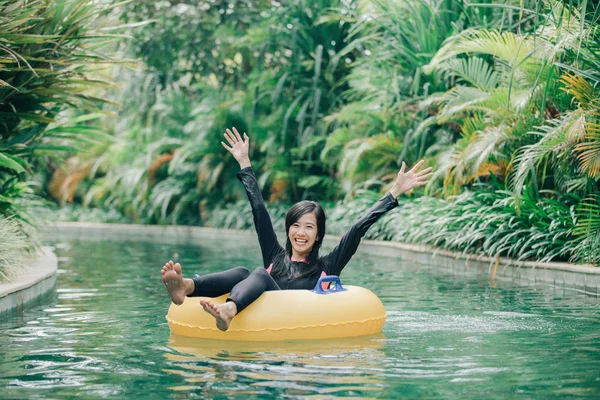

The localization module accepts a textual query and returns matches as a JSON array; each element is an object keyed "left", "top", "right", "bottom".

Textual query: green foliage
[
  {"left": 206, "top": 200, "right": 290, "bottom": 232},
  {"left": 0, "top": 0, "right": 125, "bottom": 237},
  {"left": 79, "top": 76, "right": 250, "bottom": 225},
  {"left": 420, "top": 1, "right": 600, "bottom": 200},
  {"left": 0, "top": 216, "right": 37, "bottom": 282},
  {"left": 318, "top": 0, "right": 537, "bottom": 195},
  {"left": 121, "top": 0, "right": 262, "bottom": 87},
  {"left": 7, "top": 0, "right": 598, "bottom": 267},
  {"left": 1, "top": 179, "right": 38, "bottom": 249},
  {"left": 31, "top": 203, "right": 132, "bottom": 224},
  {"left": 243, "top": 0, "right": 355, "bottom": 200},
  {"left": 328, "top": 187, "right": 596, "bottom": 265}
]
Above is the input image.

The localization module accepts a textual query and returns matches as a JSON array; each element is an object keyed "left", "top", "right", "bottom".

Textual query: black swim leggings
[{"left": 189, "top": 267, "right": 280, "bottom": 313}]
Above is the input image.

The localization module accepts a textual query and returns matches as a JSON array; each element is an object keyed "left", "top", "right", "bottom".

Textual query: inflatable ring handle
[{"left": 311, "top": 275, "right": 347, "bottom": 294}]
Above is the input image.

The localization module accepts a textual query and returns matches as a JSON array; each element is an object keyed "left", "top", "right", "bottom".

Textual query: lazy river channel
[{"left": 1, "top": 232, "right": 599, "bottom": 399}]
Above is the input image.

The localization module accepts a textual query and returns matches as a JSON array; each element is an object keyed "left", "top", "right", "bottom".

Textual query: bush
[
  {"left": 0, "top": 0, "right": 124, "bottom": 245},
  {"left": 0, "top": 216, "right": 37, "bottom": 281}
]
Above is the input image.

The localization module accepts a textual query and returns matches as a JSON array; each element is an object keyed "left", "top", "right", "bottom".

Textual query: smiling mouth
[{"left": 295, "top": 239, "right": 308, "bottom": 246}]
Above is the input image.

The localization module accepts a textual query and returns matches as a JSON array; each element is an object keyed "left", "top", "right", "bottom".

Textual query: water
[{"left": 1, "top": 235, "right": 599, "bottom": 399}]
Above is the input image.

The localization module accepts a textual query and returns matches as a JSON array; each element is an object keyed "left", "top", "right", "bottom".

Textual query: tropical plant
[
  {"left": 29, "top": 0, "right": 599, "bottom": 268},
  {"left": 319, "top": 0, "right": 540, "bottom": 196},
  {"left": 420, "top": 1, "right": 600, "bottom": 196},
  {"left": 571, "top": 195, "right": 600, "bottom": 265},
  {"left": 421, "top": 31, "right": 551, "bottom": 193},
  {"left": 511, "top": 74, "right": 600, "bottom": 196},
  {"left": 0, "top": 216, "right": 37, "bottom": 282},
  {"left": 327, "top": 185, "right": 593, "bottom": 264},
  {"left": 206, "top": 200, "right": 290, "bottom": 232},
  {"left": 240, "top": 0, "right": 355, "bottom": 200},
  {"left": 75, "top": 73, "right": 252, "bottom": 225},
  {"left": 121, "top": 0, "right": 263, "bottom": 88},
  {"left": 0, "top": 0, "right": 124, "bottom": 233}
]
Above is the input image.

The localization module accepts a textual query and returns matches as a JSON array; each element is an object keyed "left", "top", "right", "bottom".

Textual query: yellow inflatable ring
[{"left": 166, "top": 276, "right": 386, "bottom": 341}]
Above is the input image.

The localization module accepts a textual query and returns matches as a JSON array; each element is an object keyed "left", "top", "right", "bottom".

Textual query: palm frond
[
  {"left": 438, "top": 57, "right": 500, "bottom": 91},
  {"left": 575, "top": 118, "right": 600, "bottom": 178},
  {"left": 338, "top": 133, "right": 401, "bottom": 182},
  {"left": 560, "top": 73, "right": 600, "bottom": 110},
  {"left": 573, "top": 195, "right": 600, "bottom": 236},
  {"left": 424, "top": 29, "right": 550, "bottom": 75},
  {"left": 444, "top": 125, "right": 509, "bottom": 193},
  {"left": 147, "top": 177, "right": 187, "bottom": 222},
  {"left": 511, "top": 111, "right": 586, "bottom": 197},
  {"left": 434, "top": 86, "right": 491, "bottom": 123},
  {"left": 570, "top": 195, "right": 600, "bottom": 265}
]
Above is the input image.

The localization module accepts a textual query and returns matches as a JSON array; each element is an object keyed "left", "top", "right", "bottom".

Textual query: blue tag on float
[{"left": 311, "top": 275, "right": 348, "bottom": 294}]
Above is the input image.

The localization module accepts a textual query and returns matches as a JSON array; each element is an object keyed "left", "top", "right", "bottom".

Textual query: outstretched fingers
[
  {"left": 233, "top": 127, "right": 243, "bottom": 142},
  {"left": 415, "top": 172, "right": 433, "bottom": 182},
  {"left": 224, "top": 127, "right": 249, "bottom": 146},
  {"left": 409, "top": 160, "right": 425, "bottom": 173},
  {"left": 416, "top": 167, "right": 433, "bottom": 176},
  {"left": 224, "top": 130, "right": 235, "bottom": 146},
  {"left": 400, "top": 161, "right": 406, "bottom": 174},
  {"left": 416, "top": 173, "right": 433, "bottom": 186},
  {"left": 227, "top": 128, "right": 239, "bottom": 142},
  {"left": 221, "top": 141, "right": 233, "bottom": 151},
  {"left": 393, "top": 159, "right": 434, "bottom": 195}
]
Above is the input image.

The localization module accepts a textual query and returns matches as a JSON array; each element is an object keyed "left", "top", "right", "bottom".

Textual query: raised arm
[
  {"left": 322, "top": 160, "right": 433, "bottom": 276},
  {"left": 222, "top": 128, "right": 283, "bottom": 267}
]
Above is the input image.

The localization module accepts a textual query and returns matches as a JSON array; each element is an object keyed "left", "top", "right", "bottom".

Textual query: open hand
[
  {"left": 390, "top": 160, "right": 433, "bottom": 198},
  {"left": 221, "top": 127, "right": 250, "bottom": 168}
]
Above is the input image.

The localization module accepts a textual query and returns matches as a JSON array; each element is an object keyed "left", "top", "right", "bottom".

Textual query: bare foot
[
  {"left": 161, "top": 260, "right": 190, "bottom": 305},
  {"left": 200, "top": 300, "right": 237, "bottom": 331}
]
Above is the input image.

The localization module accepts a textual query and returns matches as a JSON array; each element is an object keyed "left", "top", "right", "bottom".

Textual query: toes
[
  {"left": 174, "top": 263, "right": 182, "bottom": 274},
  {"left": 199, "top": 301, "right": 221, "bottom": 316}
]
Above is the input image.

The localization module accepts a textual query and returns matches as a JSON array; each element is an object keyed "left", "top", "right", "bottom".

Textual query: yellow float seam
[{"left": 165, "top": 314, "right": 387, "bottom": 333}]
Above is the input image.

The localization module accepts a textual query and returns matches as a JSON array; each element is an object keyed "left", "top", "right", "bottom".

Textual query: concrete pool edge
[
  {"left": 0, "top": 247, "right": 57, "bottom": 316},
  {"left": 44, "top": 222, "right": 599, "bottom": 296},
  {"left": 357, "top": 240, "right": 599, "bottom": 296}
]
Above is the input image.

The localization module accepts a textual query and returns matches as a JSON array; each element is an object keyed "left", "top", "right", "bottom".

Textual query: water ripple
[{"left": 1, "top": 238, "right": 599, "bottom": 399}]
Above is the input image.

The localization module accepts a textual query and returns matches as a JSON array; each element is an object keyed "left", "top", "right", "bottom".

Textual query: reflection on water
[
  {"left": 0, "top": 237, "right": 599, "bottom": 399},
  {"left": 164, "top": 335, "right": 387, "bottom": 395}
]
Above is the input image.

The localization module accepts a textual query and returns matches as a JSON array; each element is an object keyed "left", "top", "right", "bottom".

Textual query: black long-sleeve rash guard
[{"left": 237, "top": 166, "right": 398, "bottom": 290}]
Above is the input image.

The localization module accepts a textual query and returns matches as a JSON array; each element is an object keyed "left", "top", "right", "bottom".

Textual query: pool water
[{"left": 1, "top": 235, "right": 599, "bottom": 399}]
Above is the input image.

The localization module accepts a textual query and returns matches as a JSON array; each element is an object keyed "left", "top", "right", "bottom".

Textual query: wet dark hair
[{"left": 269, "top": 200, "right": 326, "bottom": 280}]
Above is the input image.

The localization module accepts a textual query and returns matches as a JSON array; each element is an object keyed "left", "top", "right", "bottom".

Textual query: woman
[{"left": 161, "top": 127, "right": 433, "bottom": 331}]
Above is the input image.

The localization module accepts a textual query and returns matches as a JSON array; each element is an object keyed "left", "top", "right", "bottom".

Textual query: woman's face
[{"left": 288, "top": 212, "right": 318, "bottom": 259}]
